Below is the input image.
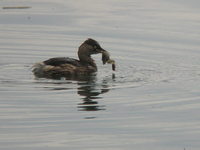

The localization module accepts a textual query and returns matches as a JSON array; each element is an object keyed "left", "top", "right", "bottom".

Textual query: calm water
[{"left": 1, "top": 0, "right": 200, "bottom": 150}]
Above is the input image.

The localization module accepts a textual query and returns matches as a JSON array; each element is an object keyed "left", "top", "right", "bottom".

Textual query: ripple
[
  {"left": 1, "top": 0, "right": 200, "bottom": 149},
  {"left": 97, "top": 55, "right": 200, "bottom": 90},
  {"left": 0, "top": 46, "right": 199, "bottom": 94}
]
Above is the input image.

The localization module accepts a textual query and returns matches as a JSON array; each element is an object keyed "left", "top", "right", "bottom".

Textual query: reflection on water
[
  {"left": 77, "top": 75, "right": 111, "bottom": 111},
  {"left": 35, "top": 73, "right": 115, "bottom": 112}
]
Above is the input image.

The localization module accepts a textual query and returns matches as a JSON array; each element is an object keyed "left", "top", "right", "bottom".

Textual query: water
[{"left": 1, "top": 0, "right": 200, "bottom": 149}]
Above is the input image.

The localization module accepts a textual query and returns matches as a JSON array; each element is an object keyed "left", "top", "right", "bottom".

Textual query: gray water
[{"left": 1, "top": 0, "right": 200, "bottom": 150}]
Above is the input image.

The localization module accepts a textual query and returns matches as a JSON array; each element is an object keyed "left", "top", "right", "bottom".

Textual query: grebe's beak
[
  {"left": 94, "top": 47, "right": 107, "bottom": 54},
  {"left": 99, "top": 48, "right": 107, "bottom": 53}
]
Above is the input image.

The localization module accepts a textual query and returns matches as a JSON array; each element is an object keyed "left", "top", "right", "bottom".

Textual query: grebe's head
[
  {"left": 79, "top": 38, "right": 106, "bottom": 55},
  {"left": 78, "top": 38, "right": 107, "bottom": 65}
]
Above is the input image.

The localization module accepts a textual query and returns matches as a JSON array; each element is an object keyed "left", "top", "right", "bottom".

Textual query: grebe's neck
[{"left": 78, "top": 44, "right": 97, "bottom": 68}]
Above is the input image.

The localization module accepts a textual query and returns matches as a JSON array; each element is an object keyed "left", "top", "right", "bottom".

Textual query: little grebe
[{"left": 32, "top": 38, "right": 115, "bottom": 79}]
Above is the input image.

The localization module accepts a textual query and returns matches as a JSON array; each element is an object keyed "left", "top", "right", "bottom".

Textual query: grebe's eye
[{"left": 94, "top": 45, "right": 97, "bottom": 49}]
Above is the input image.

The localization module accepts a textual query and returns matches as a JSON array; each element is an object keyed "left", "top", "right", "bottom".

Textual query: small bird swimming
[{"left": 32, "top": 38, "right": 115, "bottom": 79}]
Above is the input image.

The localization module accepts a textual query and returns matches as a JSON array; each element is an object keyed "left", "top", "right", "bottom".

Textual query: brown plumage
[{"left": 32, "top": 38, "right": 115, "bottom": 79}]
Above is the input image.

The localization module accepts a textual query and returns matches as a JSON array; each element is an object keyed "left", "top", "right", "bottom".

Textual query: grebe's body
[{"left": 32, "top": 38, "right": 111, "bottom": 79}]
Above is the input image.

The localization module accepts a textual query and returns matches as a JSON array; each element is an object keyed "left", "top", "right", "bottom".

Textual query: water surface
[{"left": 1, "top": 0, "right": 200, "bottom": 150}]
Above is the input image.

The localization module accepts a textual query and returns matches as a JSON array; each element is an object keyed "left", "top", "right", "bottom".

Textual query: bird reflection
[
  {"left": 77, "top": 74, "right": 114, "bottom": 111},
  {"left": 36, "top": 73, "right": 115, "bottom": 112}
]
